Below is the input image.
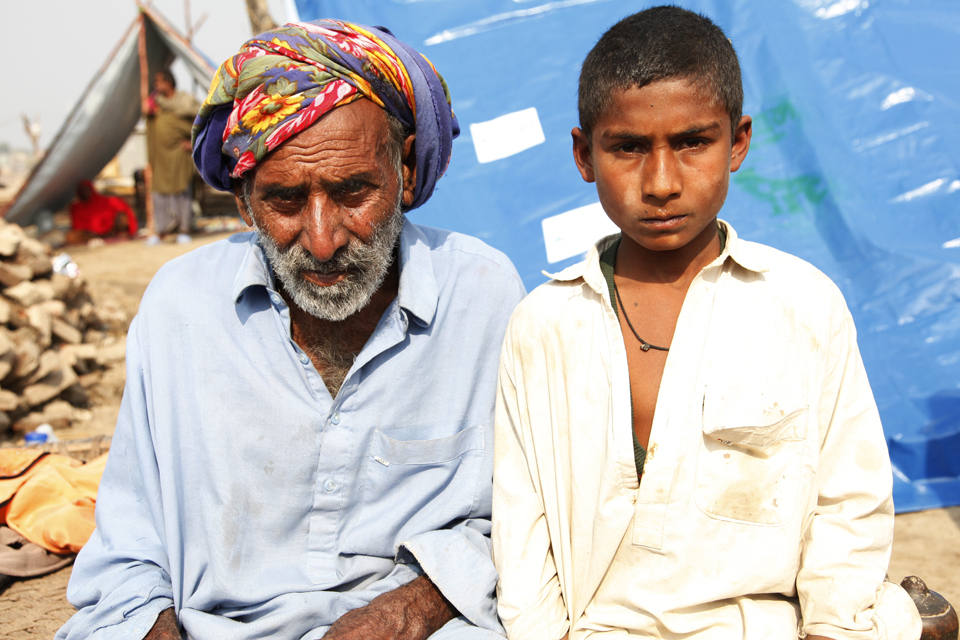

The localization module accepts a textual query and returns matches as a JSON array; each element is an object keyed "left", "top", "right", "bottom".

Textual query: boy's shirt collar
[{"left": 544, "top": 218, "right": 770, "bottom": 296}]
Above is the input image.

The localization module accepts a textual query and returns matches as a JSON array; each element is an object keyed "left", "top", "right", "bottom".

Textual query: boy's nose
[
  {"left": 642, "top": 149, "right": 681, "bottom": 202},
  {"left": 300, "top": 196, "right": 348, "bottom": 263}
]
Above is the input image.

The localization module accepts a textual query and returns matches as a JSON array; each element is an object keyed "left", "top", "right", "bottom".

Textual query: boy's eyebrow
[
  {"left": 602, "top": 121, "right": 724, "bottom": 141},
  {"left": 673, "top": 121, "right": 723, "bottom": 137}
]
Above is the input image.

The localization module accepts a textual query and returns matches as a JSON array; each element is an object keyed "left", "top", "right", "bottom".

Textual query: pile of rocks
[{"left": 0, "top": 219, "right": 126, "bottom": 436}]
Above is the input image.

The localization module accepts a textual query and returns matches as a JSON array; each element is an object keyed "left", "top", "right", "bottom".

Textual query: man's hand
[
  {"left": 144, "top": 608, "right": 179, "bottom": 640},
  {"left": 323, "top": 575, "right": 457, "bottom": 640}
]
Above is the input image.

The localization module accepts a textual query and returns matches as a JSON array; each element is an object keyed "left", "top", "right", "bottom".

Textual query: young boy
[{"left": 491, "top": 6, "right": 922, "bottom": 640}]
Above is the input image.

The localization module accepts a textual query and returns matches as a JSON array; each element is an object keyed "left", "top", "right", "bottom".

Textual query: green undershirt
[{"left": 598, "top": 225, "right": 727, "bottom": 479}]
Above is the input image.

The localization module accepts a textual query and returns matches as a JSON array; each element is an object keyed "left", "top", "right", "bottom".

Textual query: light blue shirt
[{"left": 57, "top": 221, "right": 526, "bottom": 640}]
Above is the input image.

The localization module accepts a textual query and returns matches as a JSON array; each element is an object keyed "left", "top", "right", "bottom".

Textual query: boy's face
[{"left": 572, "top": 79, "right": 751, "bottom": 254}]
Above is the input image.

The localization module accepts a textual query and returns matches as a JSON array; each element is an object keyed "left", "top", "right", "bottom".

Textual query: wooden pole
[{"left": 138, "top": 12, "right": 155, "bottom": 237}]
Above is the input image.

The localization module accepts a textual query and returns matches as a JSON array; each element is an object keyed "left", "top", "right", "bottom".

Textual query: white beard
[{"left": 253, "top": 198, "right": 405, "bottom": 322}]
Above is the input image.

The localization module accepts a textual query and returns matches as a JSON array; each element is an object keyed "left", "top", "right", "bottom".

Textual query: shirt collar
[
  {"left": 544, "top": 218, "right": 770, "bottom": 295},
  {"left": 231, "top": 220, "right": 439, "bottom": 327}
]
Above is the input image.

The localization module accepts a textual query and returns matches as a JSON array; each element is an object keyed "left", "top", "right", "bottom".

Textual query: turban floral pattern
[{"left": 192, "top": 19, "right": 459, "bottom": 211}]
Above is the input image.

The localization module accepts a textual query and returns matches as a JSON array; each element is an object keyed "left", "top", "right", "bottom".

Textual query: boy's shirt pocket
[{"left": 695, "top": 369, "right": 811, "bottom": 526}]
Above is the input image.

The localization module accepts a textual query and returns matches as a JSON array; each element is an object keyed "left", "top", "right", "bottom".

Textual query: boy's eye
[{"left": 678, "top": 137, "right": 708, "bottom": 149}]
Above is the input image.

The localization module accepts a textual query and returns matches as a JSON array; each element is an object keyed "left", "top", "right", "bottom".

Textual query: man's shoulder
[
  {"left": 412, "top": 223, "right": 524, "bottom": 291},
  {"left": 140, "top": 232, "right": 257, "bottom": 310},
  {"left": 415, "top": 224, "right": 515, "bottom": 268}
]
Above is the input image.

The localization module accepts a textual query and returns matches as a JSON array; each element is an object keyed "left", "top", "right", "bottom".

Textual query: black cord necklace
[{"left": 612, "top": 278, "right": 670, "bottom": 352}]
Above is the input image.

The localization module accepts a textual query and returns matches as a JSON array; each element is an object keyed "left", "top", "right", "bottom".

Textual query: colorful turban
[{"left": 192, "top": 20, "right": 459, "bottom": 211}]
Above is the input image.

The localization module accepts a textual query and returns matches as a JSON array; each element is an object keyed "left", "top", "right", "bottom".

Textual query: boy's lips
[
  {"left": 303, "top": 270, "right": 346, "bottom": 287},
  {"left": 640, "top": 214, "right": 687, "bottom": 230}
]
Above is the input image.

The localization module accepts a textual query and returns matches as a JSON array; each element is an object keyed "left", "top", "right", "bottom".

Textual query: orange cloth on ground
[
  {"left": 0, "top": 450, "right": 82, "bottom": 524},
  {"left": 5, "top": 452, "right": 108, "bottom": 554},
  {"left": 70, "top": 180, "right": 139, "bottom": 236}
]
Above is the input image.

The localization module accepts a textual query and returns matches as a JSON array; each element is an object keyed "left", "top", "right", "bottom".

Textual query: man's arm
[
  {"left": 144, "top": 609, "right": 179, "bottom": 640},
  {"left": 56, "top": 319, "right": 176, "bottom": 640},
  {"left": 322, "top": 576, "right": 456, "bottom": 640},
  {"left": 797, "top": 301, "right": 920, "bottom": 640}
]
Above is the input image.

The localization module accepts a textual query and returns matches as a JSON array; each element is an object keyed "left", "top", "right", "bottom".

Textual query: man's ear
[
  {"left": 232, "top": 180, "right": 254, "bottom": 227},
  {"left": 401, "top": 133, "right": 417, "bottom": 207},
  {"left": 730, "top": 115, "right": 752, "bottom": 173},
  {"left": 571, "top": 127, "right": 596, "bottom": 183}
]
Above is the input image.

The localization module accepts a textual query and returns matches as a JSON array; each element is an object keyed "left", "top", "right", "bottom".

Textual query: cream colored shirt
[{"left": 492, "top": 221, "right": 921, "bottom": 640}]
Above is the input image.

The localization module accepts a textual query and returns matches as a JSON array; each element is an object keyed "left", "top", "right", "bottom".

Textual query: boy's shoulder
[{"left": 733, "top": 237, "right": 846, "bottom": 304}]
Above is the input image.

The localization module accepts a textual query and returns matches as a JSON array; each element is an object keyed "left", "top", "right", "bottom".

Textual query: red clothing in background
[{"left": 70, "top": 180, "right": 138, "bottom": 236}]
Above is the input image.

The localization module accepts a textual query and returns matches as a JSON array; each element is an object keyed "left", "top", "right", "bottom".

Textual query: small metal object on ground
[{"left": 902, "top": 576, "right": 959, "bottom": 640}]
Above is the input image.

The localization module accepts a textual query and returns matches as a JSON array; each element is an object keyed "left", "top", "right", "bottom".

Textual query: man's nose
[
  {"left": 300, "top": 196, "right": 347, "bottom": 263},
  {"left": 642, "top": 148, "right": 681, "bottom": 202}
]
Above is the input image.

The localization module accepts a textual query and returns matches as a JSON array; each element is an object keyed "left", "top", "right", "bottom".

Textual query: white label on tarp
[
  {"left": 469, "top": 107, "right": 546, "bottom": 164},
  {"left": 541, "top": 202, "right": 619, "bottom": 264}
]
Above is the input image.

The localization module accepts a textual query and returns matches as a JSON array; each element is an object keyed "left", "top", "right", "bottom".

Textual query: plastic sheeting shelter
[
  {"left": 2, "top": 7, "right": 215, "bottom": 226},
  {"left": 295, "top": 0, "right": 960, "bottom": 512}
]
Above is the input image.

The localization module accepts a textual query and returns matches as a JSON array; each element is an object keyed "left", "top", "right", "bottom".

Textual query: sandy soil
[{"left": 2, "top": 230, "right": 959, "bottom": 636}]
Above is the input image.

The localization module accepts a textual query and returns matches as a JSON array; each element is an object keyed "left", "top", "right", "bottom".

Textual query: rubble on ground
[{"left": 0, "top": 218, "right": 130, "bottom": 437}]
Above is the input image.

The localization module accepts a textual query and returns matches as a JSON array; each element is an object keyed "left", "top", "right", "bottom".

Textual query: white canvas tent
[{"left": 2, "top": 6, "right": 215, "bottom": 225}]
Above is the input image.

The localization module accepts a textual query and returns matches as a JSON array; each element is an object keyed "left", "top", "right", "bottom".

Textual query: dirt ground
[{"left": 1, "top": 231, "right": 959, "bottom": 637}]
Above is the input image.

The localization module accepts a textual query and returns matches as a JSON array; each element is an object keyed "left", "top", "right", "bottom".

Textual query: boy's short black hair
[{"left": 578, "top": 5, "right": 743, "bottom": 137}]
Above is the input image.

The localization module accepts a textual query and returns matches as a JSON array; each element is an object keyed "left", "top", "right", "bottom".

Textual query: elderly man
[{"left": 57, "top": 20, "right": 524, "bottom": 640}]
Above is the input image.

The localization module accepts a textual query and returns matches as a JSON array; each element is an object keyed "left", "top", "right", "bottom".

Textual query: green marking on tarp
[
  {"left": 734, "top": 168, "right": 828, "bottom": 215},
  {"left": 751, "top": 99, "right": 799, "bottom": 147}
]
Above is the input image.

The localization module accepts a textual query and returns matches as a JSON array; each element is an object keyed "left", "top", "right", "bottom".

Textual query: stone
[
  {"left": 0, "top": 297, "right": 10, "bottom": 324},
  {"left": 52, "top": 316, "right": 83, "bottom": 345},
  {"left": 21, "top": 365, "right": 79, "bottom": 409},
  {"left": 17, "top": 236, "right": 50, "bottom": 260},
  {"left": 11, "top": 333, "right": 41, "bottom": 380},
  {"left": 21, "top": 350, "right": 62, "bottom": 388},
  {"left": 36, "top": 299, "right": 67, "bottom": 318},
  {"left": 60, "top": 383, "right": 90, "bottom": 408},
  {"left": 0, "top": 328, "right": 12, "bottom": 356},
  {"left": 50, "top": 273, "right": 73, "bottom": 301},
  {"left": 13, "top": 413, "right": 70, "bottom": 434},
  {"left": 25, "top": 305, "right": 53, "bottom": 348},
  {"left": 96, "top": 339, "right": 127, "bottom": 365},
  {"left": 0, "top": 262, "right": 28, "bottom": 288},
  {"left": 0, "top": 351, "right": 16, "bottom": 382},
  {"left": 0, "top": 388, "right": 18, "bottom": 412},
  {"left": 0, "top": 224, "right": 24, "bottom": 257},
  {"left": 5, "top": 281, "right": 51, "bottom": 307}
]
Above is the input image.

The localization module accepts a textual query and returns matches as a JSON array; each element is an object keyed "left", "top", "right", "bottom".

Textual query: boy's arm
[
  {"left": 491, "top": 325, "right": 570, "bottom": 640},
  {"left": 796, "top": 304, "right": 921, "bottom": 640}
]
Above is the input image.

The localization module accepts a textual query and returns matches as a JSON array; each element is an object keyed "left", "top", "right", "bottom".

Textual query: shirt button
[
  {"left": 270, "top": 293, "right": 281, "bottom": 305},
  {"left": 324, "top": 479, "right": 336, "bottom": 492},
  {"left": 331, "top": 412, "right": 341, "bottom": 425},
  {"left": 298, "top": 353, "right": 309, "bottom": 365}
]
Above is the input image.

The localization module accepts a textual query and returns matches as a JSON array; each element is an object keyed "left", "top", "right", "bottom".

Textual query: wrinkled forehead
[{"left": 253, "top": 99, "right": 394, "bottom": 182}]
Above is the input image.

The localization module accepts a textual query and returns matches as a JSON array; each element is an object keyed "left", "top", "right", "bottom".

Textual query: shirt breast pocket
[
  {"left": 346, "top": 425, "right": 485, "bottom": 557},
  {"left": 695, "top": 390, "right": 808, "bottom": 526}
]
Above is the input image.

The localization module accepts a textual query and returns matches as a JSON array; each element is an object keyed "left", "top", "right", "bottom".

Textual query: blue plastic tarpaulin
[{"left": 294, "top": 0, "right": 960, "bottom": 513}]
